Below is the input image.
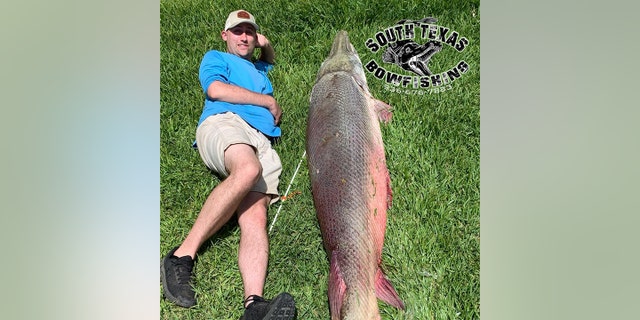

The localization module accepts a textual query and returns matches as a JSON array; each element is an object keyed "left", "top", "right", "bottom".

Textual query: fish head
[
  {"left": 316, "top": 30, "right": 367, "bottom": 83},
  {"left": 328, "top": 30, "right": 357, "bottom": 60}
]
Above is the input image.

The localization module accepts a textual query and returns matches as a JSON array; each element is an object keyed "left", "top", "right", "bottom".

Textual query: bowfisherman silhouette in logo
[{"left": 382, "top": 17, "right": 442, "bottom": 76}]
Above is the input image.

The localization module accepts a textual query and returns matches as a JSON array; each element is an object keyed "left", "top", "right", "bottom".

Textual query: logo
[{"left": 364, "top": 17, "right": 470, "bottom": 95}]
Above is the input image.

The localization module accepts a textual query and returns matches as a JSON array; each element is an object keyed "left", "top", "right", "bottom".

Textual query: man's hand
[
  {"left": 256, "top": 33, "right": 275, "bottom": 64},
  {"left": 256, "top": 33, "right": 270, "bottom": 48},
  {"left": 265, "top": 95, "right": 282, "bottom": 125}
]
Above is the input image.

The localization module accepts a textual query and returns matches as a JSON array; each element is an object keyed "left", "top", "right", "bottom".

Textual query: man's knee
[
  {"left": 238, "top": 160, "right": 262, "bottom": 186},
  {"left": 225, "top": 144, "right": 263, "bottom": 185},
  {"left": 238, "top": 194, "right": 269, "bottom": 229},
  {"left": 239, "top": 208, "right": 268, "bottom": 230}
]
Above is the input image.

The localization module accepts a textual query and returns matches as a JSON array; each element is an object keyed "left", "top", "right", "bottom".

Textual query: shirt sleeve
[
  {"left": 199, "top": 51, "right": 229, "bottom": 96},
  {"left": 254, "top": 60, "right": 274, "bottom": 74}
]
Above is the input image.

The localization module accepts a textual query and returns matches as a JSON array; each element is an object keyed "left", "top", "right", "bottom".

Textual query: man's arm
[
  {"left": 206, "top": 81, "right": 281, "bottom": 124},
  {"left": 256, "top": 33, "right": 275, "bottom": 65}
]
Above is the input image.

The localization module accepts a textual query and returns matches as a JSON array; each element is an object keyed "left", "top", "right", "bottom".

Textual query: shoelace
[{"left": 173, "top": 256, "right": 194, "bottom": 285}]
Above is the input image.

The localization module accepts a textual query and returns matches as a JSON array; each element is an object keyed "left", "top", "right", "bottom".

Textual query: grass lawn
[{"left": 161, "top": 0, "right": 479, "bottom": 319}]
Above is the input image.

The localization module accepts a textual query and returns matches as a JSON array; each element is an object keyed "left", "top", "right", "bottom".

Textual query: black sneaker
[
  {"left": 161, "top": 246, "right": 196, "bottom": 307},
  {"left": 240, "top": 293, "right": 296, "bottom": 320}
]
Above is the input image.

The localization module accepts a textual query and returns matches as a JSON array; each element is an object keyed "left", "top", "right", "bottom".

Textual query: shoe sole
[
  {"left": 263, "top": 293, "right": 296, "bottom": 320},
  {"left": 160, "top": 257, "right": 196, "bottom": 308}
]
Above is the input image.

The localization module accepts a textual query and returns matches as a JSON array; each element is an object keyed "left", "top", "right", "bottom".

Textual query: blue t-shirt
[{"left": 197, "top": 50, "right": 280, "bottom": 138}]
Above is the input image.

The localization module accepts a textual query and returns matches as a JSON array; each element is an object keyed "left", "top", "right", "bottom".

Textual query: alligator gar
[{"left": 306, "top": 30, "right": 404, "bottom": 320}]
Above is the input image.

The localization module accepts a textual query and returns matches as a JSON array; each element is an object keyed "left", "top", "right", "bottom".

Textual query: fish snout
[{"left": 329, "top": 30, "right": 356, "bottom": 57}]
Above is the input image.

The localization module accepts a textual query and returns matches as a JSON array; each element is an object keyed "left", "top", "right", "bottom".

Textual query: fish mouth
[
  {"left": 315, "top": 30, "right": 366, "bottom": 81},
  {"left": 329, "top": 30, "right": 356, "bottom": 57}
]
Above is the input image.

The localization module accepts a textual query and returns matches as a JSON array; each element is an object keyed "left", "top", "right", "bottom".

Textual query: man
[{"left": 161, "top": 9, "right": 296, "bottom": 320}]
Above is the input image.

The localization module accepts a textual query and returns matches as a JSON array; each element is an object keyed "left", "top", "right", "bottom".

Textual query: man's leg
[
  {"left": 237, "top": 192, "right": 297, "bottom": 320},
  {"left": 236, "top": 191, "right": 270, "bottom": 305},
  {"left": 174, "top": 143, "right": 262, "bottom": 259},
  {"left": 162, "top": 143, "right": 262, "bottom": 307}
]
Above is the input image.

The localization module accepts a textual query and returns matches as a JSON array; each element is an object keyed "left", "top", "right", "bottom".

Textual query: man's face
[{"left": 221, "top": 23, "right": 257, "bottom": 60}]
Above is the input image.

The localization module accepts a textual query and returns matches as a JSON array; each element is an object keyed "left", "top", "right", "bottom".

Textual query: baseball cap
[{"left": 224, "top": 10, "right": 259, "bottom": 31}]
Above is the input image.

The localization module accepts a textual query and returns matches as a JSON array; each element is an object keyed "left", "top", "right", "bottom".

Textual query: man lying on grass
[{"left": 161, "top": 9, "right": 296, "bottom": 320}]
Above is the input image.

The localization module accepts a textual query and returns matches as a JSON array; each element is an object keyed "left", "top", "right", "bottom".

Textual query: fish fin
[
  {"left": 328, "top": 251, "right": 347, "bottom": 320},
  {"left": 352, "top": 73, "right": 371, "bottom": 93},
  {"left": 373, "top": 99, "right": 393, "bottom": 124},
  {"left": 374, "top": 267, "right": 405, "bottom": 310},
  {"left": 351, "top": 74, "right": 393, "bottom": 124}
]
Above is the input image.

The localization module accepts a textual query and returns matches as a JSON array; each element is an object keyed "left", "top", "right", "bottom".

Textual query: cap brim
[{"left": 226, "top": 21, "right": 260, "bottom": 31}]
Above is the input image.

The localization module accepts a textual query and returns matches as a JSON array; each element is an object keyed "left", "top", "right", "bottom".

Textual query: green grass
[{"left": 161, "top": 0, "right": 479, "bottom": 319}]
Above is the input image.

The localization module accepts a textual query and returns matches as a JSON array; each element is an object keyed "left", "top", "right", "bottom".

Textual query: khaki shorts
[{"left": 196, "top": 112, "right": 281, "bottom": 203}]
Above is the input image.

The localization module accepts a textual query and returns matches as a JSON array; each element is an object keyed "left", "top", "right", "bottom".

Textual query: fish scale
[{"left": 307, "top": 31, "right": 404, "bottom": 320}]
